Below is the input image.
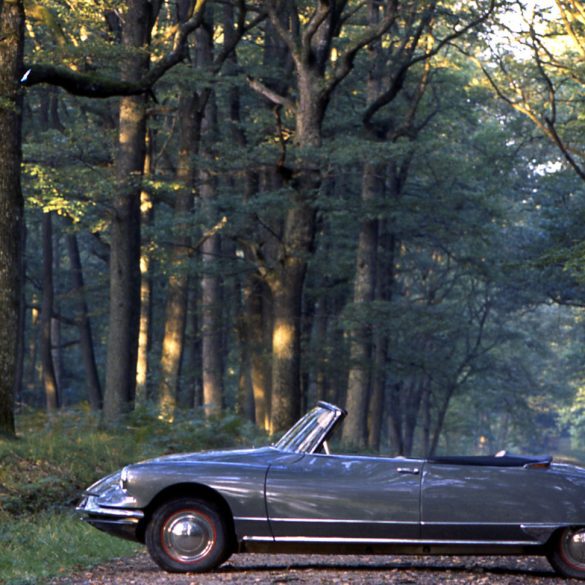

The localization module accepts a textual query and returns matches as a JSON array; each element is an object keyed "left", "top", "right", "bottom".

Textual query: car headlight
[
  {"left": 86, "top": 470, "right": 122, "bottom": 496},
  {"left": 120, "top": 466, "right": 129, "bottom": 492}
]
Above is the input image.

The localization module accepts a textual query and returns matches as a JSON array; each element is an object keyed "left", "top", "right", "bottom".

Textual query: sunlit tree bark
[
  {"left": 136, "top": 133, "right": 155, "bottom": 404},
  {"left": 158, "top": 93, "right": 201, "bottom": 420},
  {"left": 103, "top": 0, "right": 154, "bottom": 423}
]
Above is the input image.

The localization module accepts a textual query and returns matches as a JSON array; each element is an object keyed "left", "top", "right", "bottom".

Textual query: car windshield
[{"left": 274, "top": 403, "right": 342, "bottom": 453}]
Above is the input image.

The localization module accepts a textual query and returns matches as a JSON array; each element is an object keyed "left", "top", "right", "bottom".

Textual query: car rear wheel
[
  {"left": 547, "top": 526, "right": 585, "bottom": 579},
  {"left": 145, "top": 498, "right": 230, "bottom": 573}
]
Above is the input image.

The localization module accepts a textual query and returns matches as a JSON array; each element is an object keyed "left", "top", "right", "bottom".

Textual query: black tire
[
  {"left": 547, "top": 527, "right": 585, "bottom": 580},
  {"left": 145, "top": 498, "right": 231, "bottom": 573}
]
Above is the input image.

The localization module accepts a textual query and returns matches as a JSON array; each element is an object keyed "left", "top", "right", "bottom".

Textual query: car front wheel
[
  {"left": 547, "top": 526, "right": 585, "bottom": 580},
  {"left": 145, "top": 498, "right": 230, "bottom": 573}
]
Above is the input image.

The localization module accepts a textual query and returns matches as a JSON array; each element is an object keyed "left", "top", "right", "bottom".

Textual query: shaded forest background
[{"left": 1, "top": 0, "right": 585, "bottom": 459}]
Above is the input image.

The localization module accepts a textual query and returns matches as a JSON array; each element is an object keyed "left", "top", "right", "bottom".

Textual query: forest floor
[{"left": 48, "top": 553, "right": 580, "bottom": 584}]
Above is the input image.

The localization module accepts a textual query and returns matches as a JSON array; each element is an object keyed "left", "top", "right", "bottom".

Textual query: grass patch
[{"left": 0, "top": 510, "right": 140, "bottom": 585}]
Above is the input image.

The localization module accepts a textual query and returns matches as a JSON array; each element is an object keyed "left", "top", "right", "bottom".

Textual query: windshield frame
[{"left": 274, "top": 401, "right": 346, "bottom": 454}]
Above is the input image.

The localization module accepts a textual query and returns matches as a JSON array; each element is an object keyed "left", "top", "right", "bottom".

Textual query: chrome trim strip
[
  {"left": 421, "top": 521, "right": 526, "bottom": 526},
  {"left": 244, "top": 536, "right": 540, "bottom": 546},
  {"left": 234, "top": 516, "right": 267, "bottom": 522},
  {"left": 241, "top": 518, "right": 559, "bottom": 529},
  {"left": 521, "top": 523, "right": 565, "bottom": 529},
  {"left": 521, "top": 523, "right": 563, "bottom": 542},
  {"left": 76, "top": 496, "right": 144, "bottom": 520},
  {"left": 270, "top": 518, "right": 416, "bottom": 525}
]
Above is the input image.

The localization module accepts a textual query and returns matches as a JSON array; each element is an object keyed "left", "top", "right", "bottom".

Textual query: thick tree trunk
[
  {"left": 41, "top": 213, "right": 59, "bottom": 412},
  {"left": 268, "top": 265, "right": 306, "bottom": 433},
  {"left": 267, "top": 85, "right": 321, "bottom": 433},
  {"left": 14, "top": 224, "right": 25, "bottom": 406},
  {"left": 66, "top": 233, "right": 102, "bottom": 410},
  {"left": 267, "top": 208, "right": 316, "bottom": 434},
  {"left": 0, "top": 0, "right": 24, "bottom": 436},
  {"left": 104, "top": 0, "right": 151, "bottom": 423}
]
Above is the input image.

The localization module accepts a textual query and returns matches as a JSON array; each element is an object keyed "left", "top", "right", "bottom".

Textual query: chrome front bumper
[
  {"left": 76, "top": 478, "right": 146, "bottom": 543},
  {"left": 77, "top": 495, "right": 145, "bottom": 542},
  {"left": 76, "top": 494, "right": 145, "bottom": 521}
]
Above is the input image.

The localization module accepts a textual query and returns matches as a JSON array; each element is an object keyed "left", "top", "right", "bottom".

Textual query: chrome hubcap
[
  {"left": 564, "top": 529, "right": 585, "bottom": 567},
  {"left": 162, "top": 511, "right": 215, "bottom": 563}
]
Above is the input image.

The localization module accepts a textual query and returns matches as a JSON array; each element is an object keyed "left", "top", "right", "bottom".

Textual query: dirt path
[{"left": 49, "top": 553, "right": 579, "bottom": 584}]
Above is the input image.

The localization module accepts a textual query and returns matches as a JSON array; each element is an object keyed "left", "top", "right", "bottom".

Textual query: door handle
[{"left": 397, "top": 467, "right": 420, "bottom": 475}]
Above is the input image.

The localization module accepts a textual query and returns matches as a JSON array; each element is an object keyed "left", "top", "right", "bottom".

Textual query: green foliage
[{"left": 13, "top": 0, "right": 585, "bottom": 474}]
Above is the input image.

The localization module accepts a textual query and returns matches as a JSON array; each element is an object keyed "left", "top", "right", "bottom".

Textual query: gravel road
[{"left": 48, "top": 553, "right": 581, "bottom": 584}]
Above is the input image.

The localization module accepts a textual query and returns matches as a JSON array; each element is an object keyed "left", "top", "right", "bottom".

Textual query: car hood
[{"left": 135, "top": 445, "right": 290, "bottom": 467}]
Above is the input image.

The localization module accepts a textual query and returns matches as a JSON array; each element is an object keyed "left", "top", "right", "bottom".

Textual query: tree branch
[
  {"left": 265, "top": 0, "right": 301, "bottom": 67},
  {"left": 301, "top": 0, "right": 332, "bottom": 64},
  {"left": 246, "top": 75, "right": 295, "bottom": 110},
  {"left": 363, "top": 0, "right": 496, "bottom": 126},
  {"left": 21, "top": 0, "right": 208, "bottom": 97},
  {"left": 329, "top": 0, "right": 399, "bottom": 95}
]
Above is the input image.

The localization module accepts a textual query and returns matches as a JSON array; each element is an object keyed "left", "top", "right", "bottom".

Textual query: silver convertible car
[{"left": 77, "top": 401, "right": 585, "bottom": 579}]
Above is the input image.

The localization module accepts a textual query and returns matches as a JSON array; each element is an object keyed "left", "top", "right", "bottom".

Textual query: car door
[
  {"left": 266, "top": 453, "right": 422, "bottom": 541},
  {"left": 421, "top": 462, "right": 565, "bottom": 543}
]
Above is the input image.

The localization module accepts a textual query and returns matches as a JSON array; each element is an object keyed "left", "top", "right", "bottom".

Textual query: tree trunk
[
  {"left": 267, "top": 211, "right": 317, "bottom": 433},
  {"left": 103, "top": 0, "right": 151, "bottom": 423},
  {"left": 180, "top": 286, "right": 202, "bottom": 409},
  {"left": 388, "top": 381, "right": 405, "bottom": 454},
  {"left": 200, "top": 168, "right": 224, "bottom": 415},
  {"left": 51, "top": 226, "right": 63, "bottom": 397},
  {"left": 240, "top": 275, "right": 272, "bottom": 429},
  {"left": 368, "top": 229, "right": 396, "bottom": 449},
  {"left": 198, "top": 13, "right": 224, "bottom": 416},
  {"left": 0, "top": 0, "right": 24, "bottom": 436},
  {"left": 267, "top": 81, "right": 321, "bottom": 433},
  {"left": 428, "top": 382, "right": 457, "bottom": 457},
  {"left": 13, "top": 222, "right": 25, "bottom": 407},
  {"left": 268, "top": 250, "right": 311, "bottom": 432},
  {"left": 342, "top": 162, "right": 382, "bottom": 447},
  {"left": 66, "top": 233, "right": 102, "bottom": 410},
  {"left": 136, "top": 130, "right": 155, "bottom": 404},
  {"left": 308, "top": 298, "right": 328, "bottom": 404},
  {"left": 158, "top": 95, "right": 201, "bottom": 420},
  {"left": 367, "top": 332, "right": 387, "bottom": 450},
  {"left": 41, "top": 212, "right": 59, "bottom": 412}
]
